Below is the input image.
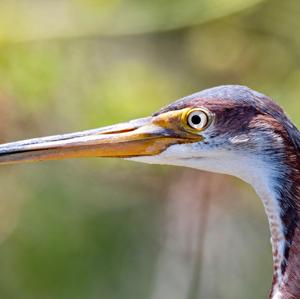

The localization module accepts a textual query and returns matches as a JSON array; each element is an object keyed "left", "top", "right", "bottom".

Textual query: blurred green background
[{"left": 0, "top": 0, "right": 299, "bottom": 299}]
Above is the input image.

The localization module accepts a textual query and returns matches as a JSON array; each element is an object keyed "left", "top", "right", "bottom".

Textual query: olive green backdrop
[{"left": 0, "top": 0, "right": 299, "bottom": 298}]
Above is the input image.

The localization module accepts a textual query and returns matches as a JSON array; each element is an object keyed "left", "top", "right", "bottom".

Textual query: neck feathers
[
  {"left": 272, "top": 146, "right": 300, "bottom": 299},
  {"left": 257, "top": 120, "right": 300, "bottom": 299},
  {"left": 246, "top": 104, "right": 300, "bottom": 299}
]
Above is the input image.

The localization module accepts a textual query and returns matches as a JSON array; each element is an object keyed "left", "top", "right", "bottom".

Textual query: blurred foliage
[
  {"left": 0, "top": 0, "right": 265, "bottom": 40},
  {"left": 0, "top": 0, "right": 299, "bottom": 298}
]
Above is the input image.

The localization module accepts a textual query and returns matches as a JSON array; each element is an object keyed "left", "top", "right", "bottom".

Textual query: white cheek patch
[{"left": 229, "top": 134, "right": 250, "bottom": 144}]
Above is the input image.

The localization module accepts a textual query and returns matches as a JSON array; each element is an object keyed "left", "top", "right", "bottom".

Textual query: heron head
[
  {"left": 131, "top": 85, "right": 298, "bottom": 186},
  {"left": 0, "top": 85, "right": 297, "bottom": 185}
]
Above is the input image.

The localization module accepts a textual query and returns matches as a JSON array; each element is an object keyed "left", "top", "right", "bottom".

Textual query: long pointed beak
[{"left": 0, "top": 110, "right": 202, "bottom": 165}]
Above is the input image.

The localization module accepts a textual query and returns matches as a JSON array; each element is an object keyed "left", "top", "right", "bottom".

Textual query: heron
[{"left": 0, "top": 85, "right": 299, "bottom": 299}]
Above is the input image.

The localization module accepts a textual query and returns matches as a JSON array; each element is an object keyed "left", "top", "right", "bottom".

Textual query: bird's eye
[{"left": 186, "top": 109, "right": 210, "bottom": 131}]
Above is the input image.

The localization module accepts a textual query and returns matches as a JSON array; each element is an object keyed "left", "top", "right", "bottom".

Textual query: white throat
[{"left": 129, "top": 145, "right": 287, "bottom": 296}]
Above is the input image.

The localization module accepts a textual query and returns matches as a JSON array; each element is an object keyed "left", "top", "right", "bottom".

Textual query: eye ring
[{"left": 184, "top": 108, "right": 212, "bottom": 131}]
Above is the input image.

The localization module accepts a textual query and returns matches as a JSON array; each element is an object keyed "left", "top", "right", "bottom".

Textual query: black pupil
[{"left": 191, "top": 114, "right": 201, "bottom": 125}]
